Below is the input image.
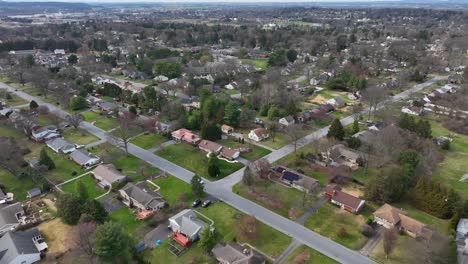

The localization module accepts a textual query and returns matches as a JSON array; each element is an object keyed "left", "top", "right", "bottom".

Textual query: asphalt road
[{"left": 0, "top": 75, "right": 446, "bottom": 264}]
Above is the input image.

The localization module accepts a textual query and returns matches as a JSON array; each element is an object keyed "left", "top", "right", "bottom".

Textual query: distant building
[{"left": 171, "top": 128, "right": 201, "bottom": 145}]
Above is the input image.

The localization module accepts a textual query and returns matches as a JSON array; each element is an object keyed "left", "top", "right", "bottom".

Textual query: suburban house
[
  {"left": 448, "top": 75, "right": 464, "bottom": 84},
  {"left": 92, "top": 164, "right": 126, "bottom": 188},
  {"left": 119, "top": 182, "right": 167, "bottom": 211},
  {"left": 248, "top": 128, "right": 269, "bottom": 142},
  {"left": 0, "top": 187, "right": 13, "bottom": 204},
  {"left": 326, "top": 96, "right": 346, "bottom": 108},
  {"left": 212, "top": 242, "right": 267, "bottom": 264},
  {"left": 45, "top": 138, "right": 76, "bottom": 154},
  {"left": 326, "top": 144, "right": 363, "bottom": 170},
  {"left": 401, "top": 106, "right": 423, "bottom": 116},
  {"left": 325, "top": 184, "right": 365, "bottom": 213},
  {"left": 273, "top": 167, "right": 319, "bottom": 193},
  {"left": 198, "top": 140, "right": 240, "bottom": 160},
  {"left": 168, "top": 209, "right": 207, "bottom": 247},
  {"left": 69, "top": 149, "right": 101, "bottom": 169},
  {"left": 221, "top": 124, "right": 234, "bottom": 135},
  {"left": 171, "top": 128, "right": 201, "bottom": 145},
  {"left": 457, "top": 218, "right": 468, "bottom": 254},
  {"left": 279, "top": 116, "right": 295, "bottom": 127},
  {"left": 374, "top": 204, "right": 432, "bottom": 239},
  {"left": 296, "top": 111, "right": 312, "bottom": 123},
  {"left": 31, "top": 126, "right": 60, "bottom": 142},
  {"left": 0, "top": 202, "right": 25, "bottom": 236},
  {"left": 0, "top": 228, "right": 48, "bottom": 264},
  {"left": 96, "top": 101, "right": 120, "bottom": 113}
]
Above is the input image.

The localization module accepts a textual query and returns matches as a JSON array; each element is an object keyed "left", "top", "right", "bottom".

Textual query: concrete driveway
[
  {"left": 100, "top": 193, "right": 125, "bottom": 213},
  {"left": 144, "top": 221, "right": 172, "bottom": 249}
]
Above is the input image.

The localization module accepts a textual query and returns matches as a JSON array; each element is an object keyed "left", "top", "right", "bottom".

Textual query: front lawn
[
  {"left": 284, "top": 245, "right": 339, "bottom": 264},
  {"left": 370, "top": 235, "right": 419, "bottom": 264},
  {"left": 131, "top": 133, "right": 168, "bottom": 150},
  {"left": 60, "top": 174, "right": 107, "bottom": 199},
  {"left": 94, "top": 117, "right": 118, "bottom": 131},
  {"left": 219, "top": 139, "right": 271, "bottom": 161},
  {"left": 82, "top": 111, "right": 102, "bottom": 122},
  {"left": 430, "top": 120, "right": 468, "bottom": 198},
  {"left": 0, "top": 169, "right": 37, "bottom": 201},
  {"left": 110, "top": 207, "right": 148, "bottom": 234},
  {"left": 156, "top": 143, "right": 244, "bottom": 180},
  {"left": 199, "top": 202, "right": 291, "bottom": 259},
  {"left": 304, "top": 203, "right": 368, "bottom": 250},
  {"left": 232, "top": 181, "right": 318, "bottom": 218},
  {"left": 112, "top": 152, "right": 159, "bottom": 177},
  {"left": 63, "top": 128, "right": 99, "bottom": 145},
  {"left": 3, "top": 92, "right": 28, "bottom": 107},
  {"left": 151, "top": 176, "right": 195, "bottom": 206}
]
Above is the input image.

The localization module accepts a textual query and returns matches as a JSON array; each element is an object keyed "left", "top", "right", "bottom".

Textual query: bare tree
[
  {"left": 286, "top": 124, "right": 303, "bottom": 153},
  {"left": 107, "top": 113, "right": 137, "bottom": 155},
  {"left": 361, "top": 86, "right": 388, "bottom": 120},
  {"left": 0, "top": 137, "right": 27, "bottom": 175},
  {"left": 69, "top": 221, "right": 97, "bottom": 263},
  {"left": 46, "top": 111, "right": 62, "bottom": 128},
  {"left": 67, "top": 114, "right": 84, "bottom": 129},
  {"left": 383, "top": 228, "right": 398, "bottom": 259},
  {"left": 249, "top": 158, "right": 271, "bottom": 179},
  {"left": 266, "top": 121, "right": 279, "bottom": 142}
]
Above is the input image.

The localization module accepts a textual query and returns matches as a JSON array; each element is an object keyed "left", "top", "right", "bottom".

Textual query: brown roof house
[
  {"left": 212, "top": 242, "right": 267, "bottom": 264},
  {"left": 221, "top": 124, "right": 234, "bottom": 135},
  {"left": 119, "top": 182, "right": 167, "bottom": 211},
  {"left": 91, "top": 164, "right": 126, "bottom": 188},
  {"left": 373, "top": 204, "right": 432, "bottom": 239},
  {"left": 248, "top": 128, "right": 269, "bottom": 142},
  {"left": 325, "top": 184, "right": 365, "bottom": 213},
  {"left": 198, "top": 140, "right": 240, "bottom": 160}
]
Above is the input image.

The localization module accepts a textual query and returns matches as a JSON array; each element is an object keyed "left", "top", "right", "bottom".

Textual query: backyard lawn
[
  {"left": 304, "top": 203, "right": 368, "bottom": 250},
  {"left": 142, "top": 239, "right": 215, "bottom": 264},
  {"left": 131, "top": 133, "right": 168, "bottom": 150},
  {"left": 63, "top": 128, "right": 99, "bottom": 145},
  {"left": 284, "top": 245, "right": 338, "bottom": 264},
  {"left": 60, "top": 174, "right": 107, "bottom": 199},
  {"left": 0, "top": 169, "right": 37, "bottom": 201},
  {"left": 240, "top": 58, "right": 268, "bottom": 71},
  {"left": 393, "top": 202, "right": 448, "bottom": 232},
  {"left": 156, "top": 143, "right": 244, "bottom": 180},
  {"left": 94, "top": 117, "right": 118, "bottom": 131},
  {"left": 232, "top": 181, "right": 318, "bottom": 218},
  {"left": 430, "top": 119, "right": 468, "bottom": 198},
  {"left": 199, "top": 202, "right": 291, "bottom": 259},
  {"left": 110, "top": 207, "right": 148, "bottom": 234},
  {"left": 219, "top": 138, "right": 271, "bottom": 161}
]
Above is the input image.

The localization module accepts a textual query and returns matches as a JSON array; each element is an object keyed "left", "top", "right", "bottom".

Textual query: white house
[
  {"left": 248, "top": 128, "right": 269, "bottom": 142},
  {"left": 0, "top": 228, "right": 48, "bottom": 264},
  {"left": 69, "top": 149, "right": 101, "bottom": 169},
  {"left": 401, "top": 106, "right": 423, "bottom": 116},
  {"left": 168, "top": 209, "right": 206, "bottom": 241},
  {"left": 279, "top": 116, "right": 295, "bottom": 127}
]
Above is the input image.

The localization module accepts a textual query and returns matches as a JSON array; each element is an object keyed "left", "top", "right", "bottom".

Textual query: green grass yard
[
  {"left": 156, "top": 143, "right": 244, "bottom": 180},
  {"left": 110, "top": 207, "right": 148, "bottom": 234},
  {"left": 131, "top": 133, "right": 168, "bottom": 150},
  {"left": 0, "top": 124, "right": 24, "bottom": 138},
  {"left": 60, "top": 174, "right": 106, "bottom": 199},
  {"left": 393, "top": 202, "right": 448, "bottom": 232},
  {"left": 151, "top": 175, "right": 196, "bottom": 206},
  {"left": 3, "top": 92, "right": 28, "bottom": 107},
  {"left": 82, "top": 111, "right": 102, "bottom": 122},
  {"left": 240, "top": 58, "right": 268, "bottom": 71},
  {"left": 141, "top": 239, "right": 215, "bottom": 264},
  {"left": 284, "top": 245, "right": 338, "bottom": 264},
  {"left": 233, "top": 181, "right": 318, "bottom": 218},
  {"left": 304, "top": 203, "right": 368, "bottom": 250},
  {"left": 219, "top": 139, "right": 271, "bottom": 161},
  {"left": 63, "top": 128, "right": 99, "bottom": 145},
  {"left": 0, "top": 169, "right": 37, "bottom": 201},
  {"left": 112, "top": 153, "right": 159, "bottom": 177},
  {"left": 94, "top": 117, "right": 118, "bottom": 131}
]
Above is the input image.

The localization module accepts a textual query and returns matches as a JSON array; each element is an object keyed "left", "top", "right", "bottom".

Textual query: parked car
[
  {"left": 192, "top": 199, "right": 202, "bottom": 208},
  {"left": 201, "top": 200, "right": 212, "bottom": 208}
]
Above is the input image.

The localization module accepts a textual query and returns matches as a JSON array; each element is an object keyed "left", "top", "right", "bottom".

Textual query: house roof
[
  {"left": 373, "top": 204, "right": 406, "bottom": 225},
  {"left": 0, "top": 203, "right": 23, "bottom": 229},
  {"left": 457, "top": 218, "right": 468, "bottom": 235},
  {"left": 325, "top": 184, "right": 363, "bottom": 210},
  {"left": 282, "top": 171, "right": 300, "bottom": 182},
  {"left": 399, "top": 213, "right": 430, "bottom": 238},
  {"left": 92, "top": 164, "right": 125, "bottom": 184},
  {"left": 27, "top": 188, "right": 41, "bottom": 198},
  {"left": 199, "top": 140, "right": 223, "bottom": 153},
  {"left": 251, "top": 128, "right": 268, "bottom": 137},
  {"left": 120, "top": 182, "right": 166, "bottom": 209},
  {"left": 281, "top": 116, "right": 294, "bottom": 123},
  {"left": 70, "top": 149, "right": 99, "bottom": 165},
  {"left": 46, "top": 138, "right": 75, "bottom": 152},
  {"left": 169, "top": 209, "right": 206, "bottom": 237},
  {"left": 0, "top": 228, "right": 41, "bottom": 263},
  {"left": 221, "top": 124, "right": 234, "bottom": 131},
  {"left": 212, "top": 242, "right": 266, "bottom": 264},
  {"left": 329, "top": 144, "right": 361, "bottom": 161}
]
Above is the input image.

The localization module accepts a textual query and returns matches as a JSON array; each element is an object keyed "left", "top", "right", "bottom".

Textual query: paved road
[{"left": 0, "top": 76, "right": 446, "bottom": 264}]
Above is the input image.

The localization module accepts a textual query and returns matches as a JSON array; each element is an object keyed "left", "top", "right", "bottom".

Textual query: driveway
[
  {"left": 100, "top": 193, "right": 125, "bottom": 213},
  {"left": 143, "top": 220, "right": 172, "bottom": 249}
]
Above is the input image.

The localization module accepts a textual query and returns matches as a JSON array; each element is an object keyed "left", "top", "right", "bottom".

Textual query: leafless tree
[
  {"left": 107, "top": 112, "right": 137, "bottom": 155},
  {"left": 7, "top": 66, "right": 27, "bottom": 86},
  {"left": 69, "top": 221, "right": 97, "bottom": 263},
  {"left": 67, "top": 114, "right": 83, "bottom": 129},
  {"left": 249, "top": 158, "right": 271, "bottom": 179},
  {"left": 46, "top": 111, "right": 62, "bottom": 128},
  {"left": 0, "top": 137, "right": 27, "bottom": 175},
  {"left": 37, "top": 105, "right": 49, "bottom": 116},
  {"left": 266, "top": 121, "right": 279, "bottom": 142},
  {"left": 361, "top": 86, "right": 388, "bottom": 120},
  {"left": 286, "top": 124, "right": 303, "bottom": 153},
  {"left": 383, "top": 228, "right": 398, "bottom": 259}
]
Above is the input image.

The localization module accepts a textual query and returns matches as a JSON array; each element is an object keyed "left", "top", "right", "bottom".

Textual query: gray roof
[
  {"left": 0, "top": 228, "right": 41, "bottom": 264},
  {"left": 27, "top": 188, "right": 41, "bottom": 198},
  {"left": 70, "top": 149, "right": 99, "bottom": 165},
  {"left": 169, "top": 209, "right": 206, "bottom": 238},
  {"left": 120, "top": 182, "right": 166, "bottom": 209},
  {"left": 46, "top": 138, "right": 75, "bottom": 152},
  {"left": 212, "top": 242, "right": 266, "bottom": 264},
  {"left": 0, "top": 203, "right": 23, "bottom": 230}
]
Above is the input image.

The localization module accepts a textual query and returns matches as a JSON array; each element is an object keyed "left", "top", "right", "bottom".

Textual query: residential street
[{"left": 0, "top": 76, "right": 445, "bottom": 264}]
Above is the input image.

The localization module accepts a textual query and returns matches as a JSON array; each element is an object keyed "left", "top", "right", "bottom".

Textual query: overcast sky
[{"left": 5, "top": 0, "right": 402, "bottom": 2}]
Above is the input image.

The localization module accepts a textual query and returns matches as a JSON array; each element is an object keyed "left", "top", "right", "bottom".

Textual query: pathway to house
[
  {"left": 274, "top": 239, "right": 302, "bottom": 264},
  {"left": 0, "top": 76, "right": 446, "bottom": 264},
  {"left": 55, "top": 171, "right": 92, "bottom": 188},
  {"left": 147, "top": 140, "right": 176, "bottom": 153},
  {"left": 86, "top": 138, "right": 106, "bottom": 148},
  {"left": 359, "top": 226, "right": 384, "bottom": 256}
]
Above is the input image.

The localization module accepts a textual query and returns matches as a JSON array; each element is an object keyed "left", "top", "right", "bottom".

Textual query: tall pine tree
[{"left": 327, "top": 118, "right": 345, "bottom": 140}]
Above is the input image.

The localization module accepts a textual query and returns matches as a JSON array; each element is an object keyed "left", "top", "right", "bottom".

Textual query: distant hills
[{"left": 0, "top": 1, "right": 91, "bottom": 15}]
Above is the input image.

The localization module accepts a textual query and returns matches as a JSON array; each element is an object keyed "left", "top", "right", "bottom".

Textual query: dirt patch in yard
[
  {"left": 248, "top": 188, "right": 284, "bottom": 209},
  {"left": 309, "top": 95, "right": 328, "bottom": 105},
  {"left": 342, "top": 185, "right": 364, "bottom": 198},
  {"left": 42, "top": 198, "right": 57, "bottom": 213},
  {"left": 38, "top": 218, "right": 73, "bottom": 254}
]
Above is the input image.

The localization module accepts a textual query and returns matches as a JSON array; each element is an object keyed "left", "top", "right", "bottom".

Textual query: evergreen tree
[
  {"left": 201, "top": 122, "right": 222, "bottom": 141},
  {"left": 207, "top": 153, "right": 220, "bottom": 178},
  {"left": 224, "top": 102, "right": 240, "bottom": 127},
  {"left": 75, "top": 180, "right": 88, "bottom": 203},
  {"left": 39, "top": 148, "right": 55, "bottom": 170},
  {"left": 327, "top": 118, "right": 345, "bottom": 140},
  {"left": 352, "top": 119, "right": 360, "bottom": 135},
  {"left": 83, "top": 200, "right": 108, "bottom": 224},
  {"left": 191, "top": 175, "right": 204, "bottom": 198},
  {"left": 29, "top": 100, "right": 39, "bottom": 110},
  {"left": 56, "top": 193, "right": 82, "bottom": 225},
  {"left": 267, "top": 105, "right": 280, "bottom": 120},
  {"left": 199, "top": 227, "right": 216, "bottom": 252},
  {"left": 259, "top": 104, "right": 269, "bottom": 117},
  {"left": 284, "top": 100, "right": 299, "bottom": 116},
  {"left": 92, "top": 222, "right": 129, "bottom": 260}
]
